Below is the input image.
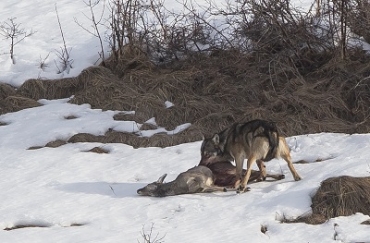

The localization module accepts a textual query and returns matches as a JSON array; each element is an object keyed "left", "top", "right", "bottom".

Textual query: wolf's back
[{"left": 246, "top": 120, "right": 279, "bottom": 161}]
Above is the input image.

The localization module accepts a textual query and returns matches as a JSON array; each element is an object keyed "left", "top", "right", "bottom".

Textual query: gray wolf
[
  {"left": 137, "top": 166, "right": 226, "bottom": 197},
  {"left": 199, "top": 119, "right": 301, "bottom": 193}
]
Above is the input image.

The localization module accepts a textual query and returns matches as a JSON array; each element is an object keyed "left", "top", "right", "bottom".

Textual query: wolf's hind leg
[
  {"left": 278, "top": 137, "right": 301, "bottom": 181},
  {"left": 282, "top": 153, "right": 301, "bottom": 181}
]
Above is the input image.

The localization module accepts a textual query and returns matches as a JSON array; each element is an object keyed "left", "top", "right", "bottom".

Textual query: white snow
[
  {"left": 0, "top": 0, "right": 370, "bottom": 242},
  {"left": 0, "top": 100, "right": 370, "bottom": 242},
  {"left": 165, "top": 101, "right": 174, "bottom": 109}
]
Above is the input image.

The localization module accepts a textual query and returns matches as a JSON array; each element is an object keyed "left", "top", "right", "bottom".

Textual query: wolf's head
[{"left": 199, "top": 134, "right": 229, "bottom": 165}]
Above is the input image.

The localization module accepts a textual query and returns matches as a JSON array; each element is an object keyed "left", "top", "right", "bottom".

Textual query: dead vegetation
[
  {"left": 9, "top": 49, "right": 369, "bottom": 149},
  {"left": 362, "top": 219, "right": 370, "bottom": 225},
  {"left": 0, "top": 95, "right": 40, "bottom": 114},
  {"left": 3, "top": 222, "right": 85, "bottom": 231},
  {"left": 293, "top": 176, "right": 370, "bottom": 224},
  {"left": 87, "top": 147, "right": 110, "bottom": 154},
  {"left": 0, "top": 83, "right": 15, "bottom": 99},
  {"left": 45, "top": 140, "right": 67, "bottom": 148},
  {"left": 260, "top": 225, "right": 268, "bottom": 234},
  {"left": 67, "top": 127, "right": 201, "bottom": 149},
  {"left": 3, "top": 223, "right": 51, "bottom": 231}
]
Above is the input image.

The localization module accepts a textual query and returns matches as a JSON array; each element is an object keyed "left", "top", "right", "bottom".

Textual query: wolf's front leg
[
  {"left": 234, "top": 155, "right": 245, "bottom": 190},
  {"left": 237, "top": 155, "right": 257, "bottom": 193}
]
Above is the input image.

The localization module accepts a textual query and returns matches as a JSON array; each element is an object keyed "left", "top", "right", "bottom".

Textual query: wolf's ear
[
  {"left": 212, "top": 134, "right": 220, "bottom": 145},
  {"left": 157, "top": 174, "right": 167, "bottom": 184}
]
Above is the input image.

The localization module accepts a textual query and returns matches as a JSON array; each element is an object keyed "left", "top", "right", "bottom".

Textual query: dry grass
[
  {"left": 3, "top": 223, "right": 51, "bottom": 231},
  {"left": 361, "top": 219, "right": 370, "bottom": 225},
  {"left": 45, "top": 140, "right": 67, "bottom": 148},
  {"left": 87, "top": 147, "right": 110, "bottom": 154},
  {"left": 0, "top": 96, "right": 40, "bottom": 114},
  {"left": 294, "top": 176, "right": 370, "bottom": 224},
  {"left": 0, "top": 83, "right": 16, "bottom": 99},
  {"left": 1, "top": 49, "right": 369, "bottom": 148}
]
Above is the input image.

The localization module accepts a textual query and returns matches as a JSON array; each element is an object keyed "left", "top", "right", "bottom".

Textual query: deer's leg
[
  {"left": 266, "top": 173, "right": 285, "bottom": 180},
  {"left": 256, "top": 160, "right": 267, "bottom": 181},
  {"left": 202, "top": 185, "right": 227, "bottom": 193}
]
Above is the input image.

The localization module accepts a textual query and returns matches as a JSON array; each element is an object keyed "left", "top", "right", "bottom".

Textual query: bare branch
[
  {"left": 0, "top": 17, "right": 35, "bottom": 64},
  {"left": 75, "top": 0, "right": 106, "bottom": 65},
  {"left": 54, "top": 4, "right": 73, "bottom": 73}
]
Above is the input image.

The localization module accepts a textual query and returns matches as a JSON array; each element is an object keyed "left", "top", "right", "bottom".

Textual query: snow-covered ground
[
  {"left": 1, "top": 0, "right": 370, "bottom": 242},
  {"left": 0, "top": 0, "right": 110, "bottom": 87},
  {"left": 0, "top": 98, "right": 370, "bottom": 243}
]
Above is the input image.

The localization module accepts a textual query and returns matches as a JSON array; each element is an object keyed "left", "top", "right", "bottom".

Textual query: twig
[
  {"left": 109, "top": 185, "right": 117, "bottom": 196},
  {"left": 74, "top": 0, "right": 106, "bottom": 65},
  {"left": 55, "top": 4, "right": 73, "bottom": 73},
  {"left": 138, "top": 223, "right": 165, "bottom": 243}
]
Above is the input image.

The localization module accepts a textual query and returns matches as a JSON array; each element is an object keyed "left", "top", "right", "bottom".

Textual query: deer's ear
[
  {"left": 157, "top": 174, "right": 167, "bottom": 184},
  {"left": 212, "top": 134, "right": 220, "bottom": 145}
]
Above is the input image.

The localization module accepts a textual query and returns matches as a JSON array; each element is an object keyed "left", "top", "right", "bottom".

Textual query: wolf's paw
[{"left": 236, "top": 185, "right": 250, "bottom": 194}]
